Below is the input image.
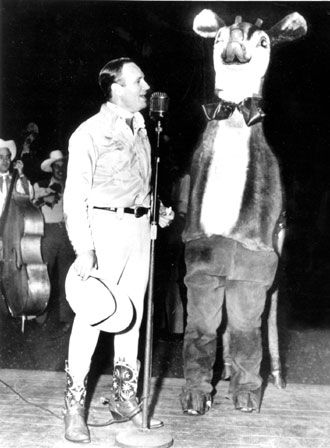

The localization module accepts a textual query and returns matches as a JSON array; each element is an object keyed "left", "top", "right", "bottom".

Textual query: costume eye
[
  {"left": 259, "top": 36, "right": 269, "bottom": 48},
  {"left": 215, "top": 30, "right": 225, "bottom": 44}
]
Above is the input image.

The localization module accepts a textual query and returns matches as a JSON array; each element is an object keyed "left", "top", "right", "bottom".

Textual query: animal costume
[{"left": 180, "top": 9, "right": 307, "bottom": 414}]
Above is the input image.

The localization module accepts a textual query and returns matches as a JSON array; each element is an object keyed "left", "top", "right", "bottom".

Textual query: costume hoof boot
[
  {"left": 64, "top": 361, "right": 90, "bottom": 443},
  {"left": 234, "top": 389, "right": 261, "bottom": 413},
  {"left": 180, "top": 389, "right": 212, "bottom": 416}
]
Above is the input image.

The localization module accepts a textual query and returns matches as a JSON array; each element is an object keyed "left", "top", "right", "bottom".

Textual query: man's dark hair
[{"left": 98, "top": 57, "right": 133, "bottom": 100}]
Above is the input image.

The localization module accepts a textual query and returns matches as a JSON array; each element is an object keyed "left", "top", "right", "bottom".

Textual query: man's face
[
  {"left": 117, "top": 63, "right": 150, "bottom": 113},
  {"left": 52, "top": 160, "right": 65, "bottom": 181},
  {"left": 0, "top": 147, "right": 11, "bottom": 174}
]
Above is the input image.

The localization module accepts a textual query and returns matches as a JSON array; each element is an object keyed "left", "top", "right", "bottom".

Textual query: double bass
[{"left": 0, "top": 143, "right": 50, "bottom": 331}]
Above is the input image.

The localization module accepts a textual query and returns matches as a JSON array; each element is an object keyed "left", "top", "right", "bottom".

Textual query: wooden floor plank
[{"left": 0, "top": 369, "right": 330, "bottom": 448}]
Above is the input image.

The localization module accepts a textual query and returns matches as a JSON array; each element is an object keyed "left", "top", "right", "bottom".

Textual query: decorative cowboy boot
[
  {"left": 108, "top": 360, "right": 163, "bottom": 429},
  {"left": 63, "top": 361, "right": 91, "bottom": 443}
]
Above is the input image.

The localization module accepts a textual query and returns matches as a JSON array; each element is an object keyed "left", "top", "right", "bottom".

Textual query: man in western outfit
[
  {"left": 33, "top": 150, "right": 75, "bottom": 330},
  {"left": 62, "top": 57, "right": 173, "bottom": 443}
]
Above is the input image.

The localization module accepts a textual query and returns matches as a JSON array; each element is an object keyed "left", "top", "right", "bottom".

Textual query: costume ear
[
  {"left": 193, "top": 9, "right": 226, "bottom": 38},
  {"left": 267, "top": 12, "right": 307, "bottom": 47}
]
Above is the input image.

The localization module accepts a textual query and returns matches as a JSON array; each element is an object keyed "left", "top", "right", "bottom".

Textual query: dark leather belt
[{"left": 93, "top": 206, "right": 149, "bottom": 218}]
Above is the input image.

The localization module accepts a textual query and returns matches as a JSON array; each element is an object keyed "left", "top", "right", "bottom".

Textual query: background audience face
[
  {"left": 52, "top": 160, "right": 66, "bottom": 182},
  {"left": 0, "top": 148, "right": 11, "bottom": 174}
]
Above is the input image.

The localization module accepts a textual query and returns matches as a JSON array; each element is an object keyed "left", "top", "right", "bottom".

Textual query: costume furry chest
[
  {"left": 183, "top": 8, "right": 307, "bottom": 253},
  {"left": 183, "top": 112, "right": 282, "bottom": 251}
]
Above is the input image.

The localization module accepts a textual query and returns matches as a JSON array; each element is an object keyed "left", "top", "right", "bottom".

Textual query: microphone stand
[
  {"left": 115, "top": 118, "right": 173, "bottom": 448},
  {"left": 141, "top": 118, "right": 161, "bottom": 430}
]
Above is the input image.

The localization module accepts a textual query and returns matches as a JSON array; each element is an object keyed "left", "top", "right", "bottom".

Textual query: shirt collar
[
  {"left": 106, "top": 101, "right": 133, "bottom": 119},
  {"left": 105, "top": 102, "right": 145, "bottom": 129}
]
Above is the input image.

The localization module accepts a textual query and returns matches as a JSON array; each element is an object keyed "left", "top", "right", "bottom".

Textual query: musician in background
[
  {"left": 0, "top": 139, "right": 33, "bottom": 217},
  {"left": 33, "top": 150, "right": 75, "bottom": 330}
]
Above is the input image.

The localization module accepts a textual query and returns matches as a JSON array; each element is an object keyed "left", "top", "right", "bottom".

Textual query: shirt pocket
[{"left": 98, "top": 139, "right": 132, "bottom": 184}]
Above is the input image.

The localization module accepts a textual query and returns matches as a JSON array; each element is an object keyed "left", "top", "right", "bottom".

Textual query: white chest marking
[{"left": 200, "top": 112, "right": 250, "bottom": 235}]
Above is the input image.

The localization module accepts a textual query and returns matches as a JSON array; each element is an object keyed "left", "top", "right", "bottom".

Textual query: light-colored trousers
[{"left": 67, "top": 209, "right": 151, "bottom": 383}]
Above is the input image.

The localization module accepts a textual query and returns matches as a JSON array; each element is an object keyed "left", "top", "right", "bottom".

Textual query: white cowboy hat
[
  {"left": 41, "top": 150, "right": 66, "bottom": 172},
  {"left": 65, "top": 265, "right": 135, "bottom": 333},
  {"left": 0, "top": 139, "right": 17, "bottom": 161}
]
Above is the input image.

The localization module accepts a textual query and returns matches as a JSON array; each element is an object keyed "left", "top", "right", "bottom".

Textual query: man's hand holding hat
[
  {"left": 65, "top": 264, "right": 135, "bottom": 333},
  {"left": 74, "top": 250, "right": 98, "bottom": 281}
]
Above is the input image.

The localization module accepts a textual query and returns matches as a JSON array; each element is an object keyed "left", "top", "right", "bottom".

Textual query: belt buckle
[
  {"left": 134, "top": 207, "right": 145, "bottom": 218},
  {"left": 134, "top": 207, "right": 142, "bottom": 218}
]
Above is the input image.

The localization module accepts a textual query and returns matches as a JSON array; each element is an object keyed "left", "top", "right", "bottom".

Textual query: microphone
[{"left": 149, "top": 92, "right": 169, "bottom": 120}]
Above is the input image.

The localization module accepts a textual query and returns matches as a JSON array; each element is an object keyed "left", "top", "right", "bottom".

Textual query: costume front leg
[
  {"left": 181, "top": 241, "right": 225, "bottom": 415},
  {"left": 225, "top": 280, "right": 267, "bottom": 412}
]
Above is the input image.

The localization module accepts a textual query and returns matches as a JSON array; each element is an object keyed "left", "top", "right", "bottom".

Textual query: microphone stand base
[{"left": 115, "top": 427, "right": 174, "bottom": 448}]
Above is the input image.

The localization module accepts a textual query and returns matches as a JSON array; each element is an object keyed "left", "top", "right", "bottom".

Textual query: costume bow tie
[{"left": 202, "top": 96, "right": 266, "bottom": 127}]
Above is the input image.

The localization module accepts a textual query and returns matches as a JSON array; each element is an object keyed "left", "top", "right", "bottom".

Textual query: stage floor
[{"left": 0, "top": 369, "right": 329, "bottom": 448}]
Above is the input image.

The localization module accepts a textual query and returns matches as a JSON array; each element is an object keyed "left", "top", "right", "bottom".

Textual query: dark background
[
  {"left": 1, "top": 1, "right": 330, "bottom": 202},
  {"left": 1, "top": 1, "right": 330, "bottom": 161},
  {"left": 1, "top": 1, "right": 330, "bottom": 380}
]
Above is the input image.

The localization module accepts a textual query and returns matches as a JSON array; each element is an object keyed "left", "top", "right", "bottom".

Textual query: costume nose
[
  {"left": 230, "top": 28, "right": 244, "bottom": 42},
  {"left": 224, "top": 28, "right": 248, "bottom": 63}
]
